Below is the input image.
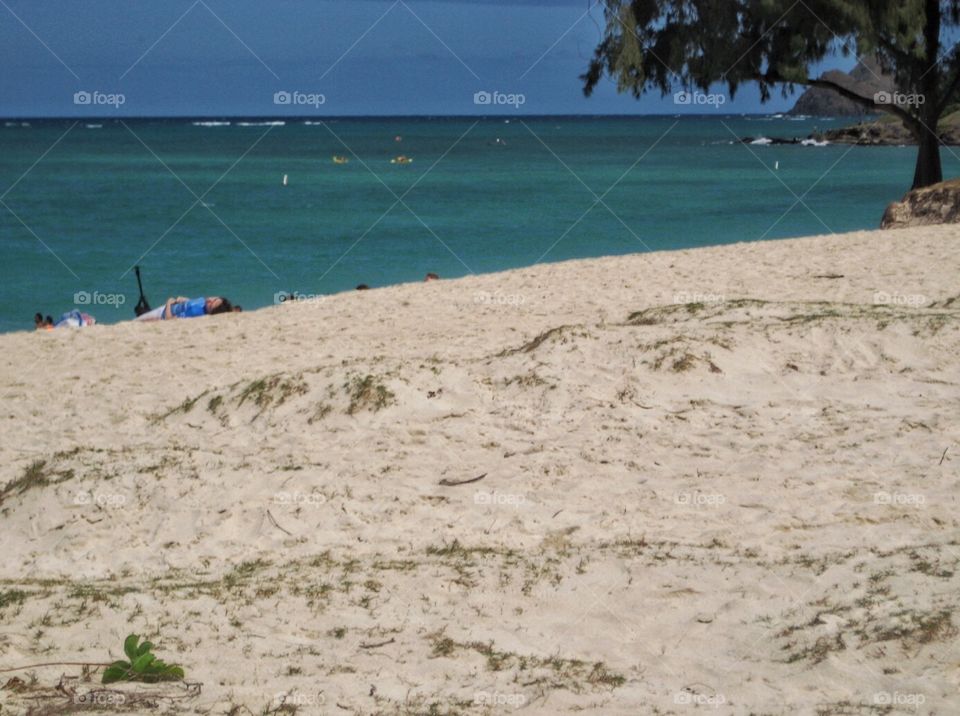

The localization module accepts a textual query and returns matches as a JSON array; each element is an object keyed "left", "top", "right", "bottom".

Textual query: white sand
[{"left": 1, "top": 226, "right": 959, "bottom": 714}]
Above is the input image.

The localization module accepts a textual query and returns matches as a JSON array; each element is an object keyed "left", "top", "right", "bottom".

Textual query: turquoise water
[{"left": 0, "top": 115, "right": 948, "bottom": 332}]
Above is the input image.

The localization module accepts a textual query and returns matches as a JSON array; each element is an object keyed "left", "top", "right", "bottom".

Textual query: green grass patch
[
  {"left": 0, "top": 589, "right": 28, "bottom": 609},
  {"left": 345, "top": 374, "right": 395, "bottom": 414},
  {"left": 1, "top": 459, "right": 75, "bottom": 505}
]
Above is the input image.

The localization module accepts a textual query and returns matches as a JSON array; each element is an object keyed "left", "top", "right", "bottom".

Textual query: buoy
[
  {"left": 774, "top": 161, "right": 779, "bottom": 170},
  {"left": 282, "top": 174, "right": 288, "bottom": 186}
]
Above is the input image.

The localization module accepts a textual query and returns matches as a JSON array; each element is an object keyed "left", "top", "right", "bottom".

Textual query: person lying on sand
[
  {"left": 135, "top": 296, "right": 233, "bottom": 321},
  {"left": 54, "top": 310, "right": 96, "bottom": 328}
]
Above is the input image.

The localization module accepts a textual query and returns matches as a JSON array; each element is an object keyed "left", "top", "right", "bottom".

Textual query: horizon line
[{"left": 1, "top": 110, "right": 837, "bottom": 122}]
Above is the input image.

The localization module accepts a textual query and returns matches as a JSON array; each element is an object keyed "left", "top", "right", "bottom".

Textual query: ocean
[{"left": 0, "top": 114, "right": 946, "bottom": 332}]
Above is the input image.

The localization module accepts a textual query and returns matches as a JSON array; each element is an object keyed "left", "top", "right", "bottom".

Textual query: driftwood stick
[
  {"left": 54, "top": 674, "right": 201, "bottom": 700},
  {"left": 359, "top": 638, "right": 395, "bottom": 649},
  {"left": 0, "top": 662, "right": 111, "bottom": 674},
  {"left": 940, "top": 447, "right": 949, "bottom": 465},
  {"left": 439, "top": 473, "right": 487, "bottom": 487},
  {"left": 267, "top": 510, "right": 293, "bottom": 536}
]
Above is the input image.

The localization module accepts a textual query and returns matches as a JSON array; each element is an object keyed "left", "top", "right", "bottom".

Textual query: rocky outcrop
[
  {"left": 814, "top": 118, "right": 960, "bottom": 146},
  {"left": 881, "top": 179, "right": 960, "bottom": 229},
  {"left": 815, "top": 121, "right": 913, "bottom": 145},
  {"left": 740, "top": 111, "right": 960, "bottom": 147},
  {"left": 739, "top": 136, "right": 802, "bottom": 145},
  {"left": 789, "top": 59, "right": 894, "bottom": 116}
]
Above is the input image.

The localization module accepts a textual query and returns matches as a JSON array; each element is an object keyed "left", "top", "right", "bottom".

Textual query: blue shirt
[{"left": 170, "top": 297, "right": 206, "bottom": 318}]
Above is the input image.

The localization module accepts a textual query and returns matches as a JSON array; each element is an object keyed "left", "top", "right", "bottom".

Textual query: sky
[{"left": 0, "top": 0, "right": 854, "bottom": 117}]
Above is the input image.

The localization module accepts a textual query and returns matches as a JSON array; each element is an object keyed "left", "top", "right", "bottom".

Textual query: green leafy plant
[{"left": 102, "top": 634, "right": 185, "bottom": 684}]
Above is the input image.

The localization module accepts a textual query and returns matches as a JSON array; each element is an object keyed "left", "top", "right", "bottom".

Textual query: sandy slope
[{"left": 1, "top": 226, "right": 959, "bottom": 715}]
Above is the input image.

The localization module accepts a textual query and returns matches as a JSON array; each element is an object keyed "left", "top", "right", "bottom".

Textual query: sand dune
[{"left": 1, "top": 226, "right": 959, "bottom": 714}]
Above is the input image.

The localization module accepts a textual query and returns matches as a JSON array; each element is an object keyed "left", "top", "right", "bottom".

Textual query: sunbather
[{"left": 135, "top": 296, "right": 233, "bottom": 321}]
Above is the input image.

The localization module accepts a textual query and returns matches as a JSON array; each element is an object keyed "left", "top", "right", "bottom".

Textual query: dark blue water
[{"left": 0, "top": 115, "right": 946, "bottom": 332}]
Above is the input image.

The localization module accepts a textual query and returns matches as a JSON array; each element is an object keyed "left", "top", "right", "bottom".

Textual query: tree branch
[
  {"left": 805, "top": 78, "right": 916, "bottom": 126},
  {"left": 757, "top": 72, "right": 917, "bottom": 128}
]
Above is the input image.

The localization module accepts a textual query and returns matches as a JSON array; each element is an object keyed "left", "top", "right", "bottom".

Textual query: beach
[
  {"left": 1, "top": 114, "right": 945, "bottom": 334},
  {"left": 1, "top": 224, "right": 959, "bottom": 714}
]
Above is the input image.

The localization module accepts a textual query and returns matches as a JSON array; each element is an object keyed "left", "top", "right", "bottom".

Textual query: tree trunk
[
  {"left": 911, "top": 0, "right": 943, "bottom": 190},
  {"left": 911, "top": 124, "right": 943, "bottom": 190}
]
